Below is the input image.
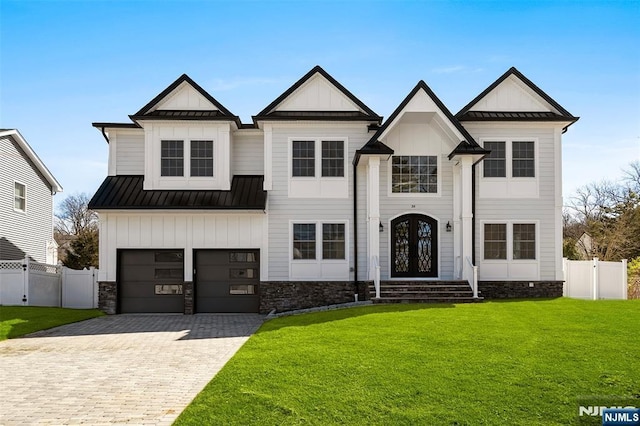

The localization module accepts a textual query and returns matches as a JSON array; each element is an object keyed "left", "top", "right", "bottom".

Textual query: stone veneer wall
[
  {"left": 98, "top": 281, "right": 117, "bottom": 314},
  {"left": 183, "top": 282, "right": 194, "bottom": 315},
  {"left": 260, "top": 281, "right": 371, "bottom": 314},
  {"left": 478, "top": 281, "right": 564, "bottom": 299}
]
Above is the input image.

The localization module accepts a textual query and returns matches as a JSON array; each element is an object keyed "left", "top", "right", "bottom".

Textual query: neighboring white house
[
  {"left": 89, "top": 66, "right": 578, "bottom": 314},
  {"left": 0, "top": 129, "right": 63, "bottom": 264}
]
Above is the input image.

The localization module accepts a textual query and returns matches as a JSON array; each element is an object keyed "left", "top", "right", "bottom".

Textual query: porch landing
[{"left": 369, "top": 281, "right": 484, "bottom": 304}]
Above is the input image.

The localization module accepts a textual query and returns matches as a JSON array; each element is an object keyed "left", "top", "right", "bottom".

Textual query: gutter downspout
[
  {"left": 353, "top": 162, "right": 358, "bottom": 298},
  {"left": 100, "top": 127, "right": 110, "bottom": 144},
  {"left": 472, "top": 163, "right": 476, "bottom": 264}
]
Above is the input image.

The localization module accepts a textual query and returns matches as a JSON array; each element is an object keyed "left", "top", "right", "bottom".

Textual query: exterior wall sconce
[
  {"left": 446, "top": 221, "right": 452, "bottom": 232},
  {"left": 379, "top": 221, "right": 384, "bottom": 232}
]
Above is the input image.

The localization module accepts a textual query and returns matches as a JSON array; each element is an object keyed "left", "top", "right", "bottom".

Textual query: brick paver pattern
[{"left": 0, "top": 314, "right": 264, "bottom": 425}]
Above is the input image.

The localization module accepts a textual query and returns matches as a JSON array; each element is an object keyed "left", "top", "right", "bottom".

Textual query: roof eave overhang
[
  {"left": 129, "top": 115, "right": 242, "bottom": 129},
  {"left": 0, "top": 129, "right": 63, "bottom": 193}
]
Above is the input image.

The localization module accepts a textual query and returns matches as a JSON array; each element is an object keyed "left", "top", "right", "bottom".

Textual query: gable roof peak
[
  {"left": 455, "top": 66, "right": 578, "bottom": 125},
  {"left": 131, "top": 73, "right": 240, "bottom": 125},
  {"left": 253, "top": 65, "right": 381, "bottom": 123}
]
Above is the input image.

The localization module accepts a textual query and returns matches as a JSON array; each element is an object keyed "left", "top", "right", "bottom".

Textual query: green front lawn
[
  {"left": 0, "top": 306, "right": 103, "bottom": 340},
  {"left": 176, "top": 299, "right": 640, "bottom": 425}
]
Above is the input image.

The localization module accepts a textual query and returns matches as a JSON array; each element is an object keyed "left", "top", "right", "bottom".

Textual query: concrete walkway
[{"left": 0, "top": 314, "right": 264, "bottom": 425}]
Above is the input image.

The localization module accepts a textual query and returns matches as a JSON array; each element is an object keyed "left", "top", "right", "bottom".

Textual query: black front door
[{"left": 391, "top": 214, "right": 438, "bottom": 278}]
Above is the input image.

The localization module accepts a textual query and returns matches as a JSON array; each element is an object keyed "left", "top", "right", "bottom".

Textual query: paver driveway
[{"left": 0, "top": 314, "right": 264, "bottom": 425}]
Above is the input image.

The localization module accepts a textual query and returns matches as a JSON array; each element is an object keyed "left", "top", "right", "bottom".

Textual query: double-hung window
[
  {"left": 391, "top": 155, "right": 438, "bottom": 194},
  {"left": 190, "top": 140, "right": 214, "bottom": 177},
  {"left": 161, "top": 140, "right": 184, "bottom": 176},
  {"left": 292, "top": 141, "right": 315, "bottom": 177},
  {"left": 483, "top": 142, "right": 506, "bottom": 178},
  {"left": 482, "top": 140, "right": 535, "bottom": 178},
  {"left": 289, "top": 138, "right": 347, "bottom": 198},
  {"left": 292, "top": 222, "right": 346, "bottom": 260},
  {"left": 483, "top": 223, "right": 536, "bottom": 260},
  {"left": 512, "top": 141, "right": 535, "bottom": 177},
  {"left": 161, "top": 139, "right": 214, "bottom": 177},
  {"left": 14, "top": 182, "right": 26, "bottom": 212},
  {"left": 293, "top": 223, "right": 316, "bottom": 259}
]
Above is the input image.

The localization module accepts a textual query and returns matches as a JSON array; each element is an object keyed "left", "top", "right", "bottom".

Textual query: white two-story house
[{"left": 89, "top": 66, "right": 577, "bottom": 314}]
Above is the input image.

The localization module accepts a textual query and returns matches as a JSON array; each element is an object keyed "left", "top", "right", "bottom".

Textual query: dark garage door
[
  {"left": 119, "top": 250, "right": 184, "bottom": 314},
  {"left": 194, "top": 249, "right": 259, "bottom": 313}
]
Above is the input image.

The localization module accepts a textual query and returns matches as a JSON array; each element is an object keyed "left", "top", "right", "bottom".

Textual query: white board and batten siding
[
  {"left": 98, "top": 212, "right": 268, "bottom": 282},
  {"left": 0, "top": 135, "right": 55, "bottom": 263},
  {"left": 266, "top": 123, "right": 370, "bottom": 281},
  {"left": 465, "top": 124, "right": 562, "bottom": 281}
]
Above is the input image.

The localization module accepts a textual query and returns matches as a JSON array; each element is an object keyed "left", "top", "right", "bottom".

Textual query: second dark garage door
[{"left": 194, "top": 249, "right": 260, "bottom": 313}]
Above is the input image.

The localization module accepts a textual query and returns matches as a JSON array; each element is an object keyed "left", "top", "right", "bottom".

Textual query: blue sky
[{"left": 1, "top": 0, "right": 639, "bottom": 209}]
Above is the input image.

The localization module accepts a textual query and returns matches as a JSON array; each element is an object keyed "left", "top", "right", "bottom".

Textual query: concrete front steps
[{"left": 368, "top": 280, "right": 483, "bottom": 304}]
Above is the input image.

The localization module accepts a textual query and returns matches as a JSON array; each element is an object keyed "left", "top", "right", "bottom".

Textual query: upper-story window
[
  {"left": 512, "top": 141, "right": 535, "bottom": 177},
  {"left": 289, "top": 138, "right": 348, "bottom": 198},
  {"left": 292, "top": 141, "right": 315, "bottom": 177},
  {"left": 161, "top": 140, "right": 184, "bottom": 176},
  {"left": 160, "top": 139, "right": 214, "bottom": 177},
  {"left": 190, "top": 140, "right": 214, "bottom": 177},
  {"left": 479, "top": 139, "right": 538, "bottom": 199},
  {"left": 483, "top": 142, "right": 506, "bottom": 177},
  {"left": 482, "top": 140, "right": 535, "bottom": 178},
  {"left": 391, "top": 155, "right": 438, "bottom": 193},
  {"left": 321, "top": 141, "right": 344, "bottom": 177},
  {"left": 14, "top": 182, "right": 26, "bottom": 212}
]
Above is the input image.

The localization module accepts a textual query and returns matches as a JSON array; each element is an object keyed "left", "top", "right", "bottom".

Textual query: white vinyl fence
[
  {"left": 0, "top": 258, "right": 98, "bottom": 308},
  {"left": 563, "top": 258, "right": 628, "bottom": 300}
]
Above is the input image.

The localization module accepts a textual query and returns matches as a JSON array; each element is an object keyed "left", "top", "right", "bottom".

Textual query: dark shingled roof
[
  {"left": 253, "top": 65, "right": 382, "bottom": 124},
  {"left": 89, "top": 175, "right": 266, "bottom": 210}
]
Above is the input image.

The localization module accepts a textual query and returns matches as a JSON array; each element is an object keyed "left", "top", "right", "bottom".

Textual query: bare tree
[
  {"left": 55, "top": 193, "right": 98, "bottom": 235},
  {"left": 55, "top": 193, "right": 99, "bottom": 269}
]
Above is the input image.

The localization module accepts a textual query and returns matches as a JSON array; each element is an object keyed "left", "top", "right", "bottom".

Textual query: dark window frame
[
  {"left": 322, "top": 223, "right": 346, "bottom": 259},
  {"left": 483, "top": 223, "right": 507, "bottom": 260},
  {"left": 483, "top": 141, "right": 506, "bottom": 178},
  {"left": 391, "top": 155, "right": 438, "bottom": 194},
  {"left": 160, "top": 140, "right": 184, "bottom": 177},
  {"left": 512, "top": 141, "right": 535, "bottom": 178},
  {"left": 190, "top": 140, "right": 214, "bottom": 177},
  {"left": 321, "top": 140, "right": 345, "bottom": 177},
  {"left": 293, "top": 223, "right": 316, "bottom": 259}
]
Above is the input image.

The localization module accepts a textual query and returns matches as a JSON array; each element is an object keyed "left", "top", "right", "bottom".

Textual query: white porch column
[
  {"left": 366, "top": 156, "right": 381, "bottom": 279},
  {"left": 460, "top": 156, "right": 474, "bottom": 266},
  {"left": 452, "top": 163, "right": 462, "bottom": 279}
]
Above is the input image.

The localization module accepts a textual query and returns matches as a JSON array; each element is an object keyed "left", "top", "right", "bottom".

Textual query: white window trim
[
  {"left": 289, "top": 220, "right": 350, "bottom": 280},
  {"left": 14, "top": 181, "right": 26, "bottom": 213},
  {"left": 160, "top": 139, "right": 216, "bottom": 180},
  {"left": 387, "top": 154, "right": 442, "bottom": 198},
  {"left": 480, "top": 220, "right": 540, "bottom": 262},
  {"left": 480, "top": 138, "right": 539, "bottom": 180},
  {"left": 288, "top": 137, "right": 349, "bottom": 199}
]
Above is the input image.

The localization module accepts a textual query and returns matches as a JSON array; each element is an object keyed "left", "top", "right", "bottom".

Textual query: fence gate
[{"left": 563, "top": 258, "right": 628, "bottom": 300}]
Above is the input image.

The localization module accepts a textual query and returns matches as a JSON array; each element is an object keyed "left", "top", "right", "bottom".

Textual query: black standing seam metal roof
[
  {"left": 88, "top": 175, "right": 267, "bottom": 210},
  {"left": 355, "top": 80, "right": 482, "bottom": 165},
  {"left": 253, "top": 65, "right": 382, "bottom": 124},
  {"left": 457, "top": 111, "right": 572, "bottom": 121},
  {"left": 455, "top": 67, "right": 579, "bottom": 128}
]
